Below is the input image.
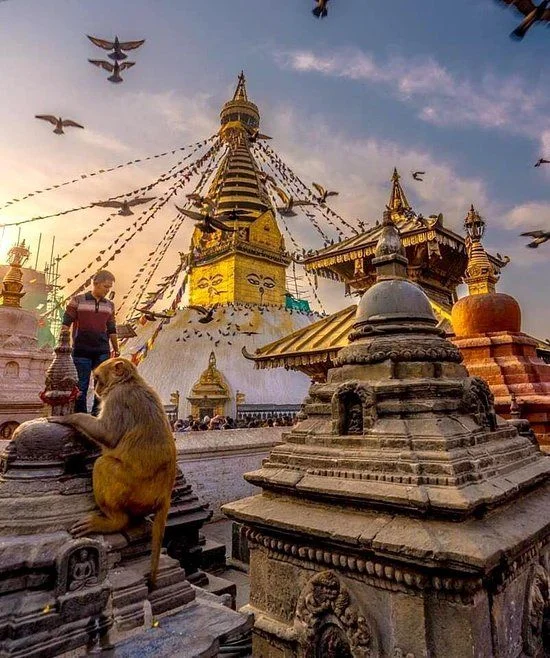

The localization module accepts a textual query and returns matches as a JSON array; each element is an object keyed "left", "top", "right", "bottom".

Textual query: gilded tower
[{"left": 188, "top": 73, "right": 290, "bottom": 307}]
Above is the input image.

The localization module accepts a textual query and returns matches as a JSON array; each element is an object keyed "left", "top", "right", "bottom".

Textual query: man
[{"left": 61, "top": 270, "right": 120, "bottom": 414}]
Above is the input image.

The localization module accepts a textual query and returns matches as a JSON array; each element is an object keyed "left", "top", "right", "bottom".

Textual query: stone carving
[
  {"left": 332, "top": 382, "right": 376, "bottom": 435},
  {"left": 295, "top": 570, "right": 376, "bottom": 658},
  {"left": 4, "top": 360, "right": 19, "bottom": 378},
  {"left": 55, "top": 541, "right": 107, "bottom": 596},
  {"left": 68, "top": 548, "right": 99, "bottom": 591},
  {"left": 392, "top": 650, "right": 415, "bottom": 658},
  {"left": 461, "top": 377, "right": 497, "bottom": 431},
  {"left": 524, "top": 563, "right": 550, "bottom": 657},
  {"left": 336, "top": 335, "right": 462, "bottom": 365}
]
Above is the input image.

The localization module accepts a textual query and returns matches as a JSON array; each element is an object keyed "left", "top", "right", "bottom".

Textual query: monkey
[{"left": 49, "top": 358, "right": 176, "bottom": 587}]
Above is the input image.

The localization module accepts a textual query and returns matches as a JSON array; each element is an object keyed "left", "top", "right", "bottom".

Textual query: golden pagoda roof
[
  {"left": 302, "top": 214, "right": 467, "bottom": 276},
  {"left": 247, "top": 297, "right": 452, "bottom": 377},
  {"left": 247, "top": 305, "right": 357, "bottom": 371}
]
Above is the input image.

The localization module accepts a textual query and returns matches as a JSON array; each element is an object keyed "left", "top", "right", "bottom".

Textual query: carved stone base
[{"left": 225, "top": 484, "right": 550, "bottom": 657}]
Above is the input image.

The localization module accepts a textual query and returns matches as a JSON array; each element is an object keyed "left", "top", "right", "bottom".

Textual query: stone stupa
[
  {"left": 224, "top": 209, "right": 550, "bottom": 657},
  {"left": 0, "top": 240, "right": 51, "bottom": 439},
  {"left": 0, "top": 334, "right": 251, "bottom": 657}
]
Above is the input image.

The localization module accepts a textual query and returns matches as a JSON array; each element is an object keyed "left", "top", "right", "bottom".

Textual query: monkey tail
[{"left": 149, "top": 500, "right": 170, "bottom": 587}]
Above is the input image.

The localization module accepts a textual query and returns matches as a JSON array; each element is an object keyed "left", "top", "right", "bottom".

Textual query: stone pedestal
[{"left": 224, "top": 212, "right": 550, "bottom": 658}]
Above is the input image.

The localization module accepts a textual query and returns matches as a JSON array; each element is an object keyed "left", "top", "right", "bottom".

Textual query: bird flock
[{"left": 35, "top": 34, "right": 145, "bottom": 135}]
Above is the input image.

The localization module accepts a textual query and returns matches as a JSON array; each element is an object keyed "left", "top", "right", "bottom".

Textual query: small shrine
[
  {"left": 452, "top": 205, "right": 550, "bottom": 450},
  {"left": 224, "top": 210, "right": 550, "bottom": 657},
  {"left": 187, "top": 351, "right": 231, "bottom": 419}
]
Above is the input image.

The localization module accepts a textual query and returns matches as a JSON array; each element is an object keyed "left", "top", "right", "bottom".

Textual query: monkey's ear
[{"left": 112, "top": 359, "right": 133, "bottom": 377}]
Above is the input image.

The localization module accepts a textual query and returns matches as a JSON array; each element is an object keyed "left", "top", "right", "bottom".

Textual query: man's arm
[
  {"left": 60, "top": 297, "right": 78, "bottom": 338},
  {"left": 107, "top": 305, "right": 120, "bottom": 357}
]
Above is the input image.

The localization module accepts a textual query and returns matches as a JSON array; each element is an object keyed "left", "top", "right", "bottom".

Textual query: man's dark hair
[{"left": 93, "top": 270, "right": 115, "bottom": 284}]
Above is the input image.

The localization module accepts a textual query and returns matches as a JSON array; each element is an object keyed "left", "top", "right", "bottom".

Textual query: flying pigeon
[
  {"left": 535, "top": 158, "right": 550, "bottom": 167},
  {"left": 274, "top": 187, "right": 313, "bottom": 216},
  {"left": 92, "top": 197, "right": 155, "bottom": 216},
  {"left": 520, "top": 230, "right": 550, "bottom": 248},
  {"left": 186, "top": 193, "right": 214, "bottom": 209},
  {"left": 87, "top": 35, "right": 145, "bottom": 61},
  {"left": 247, "top": 128, "right": 272, "bottom": 143},
  {"left": 175, "top": 206, "right": 252, "bottom": 234},
  {"left": 412, "top": 171, "right": 425, "bottom": 181},
  {"left": 496, "top": 0, "right": 550, "bottom": 39},
  {"left": 135, "top": 307, "right": 173, "bottom": 321},
  {"left": 189, "top": 304, "right": 218, "bottom": 324},
  {"left": 35, "top": 115, "right": 84, "bottom": 135},
  {"left": 312, "top": 0, "right": 329, "bottom": 18},
  {"left": 312, "top": 182, "right": 339, "bottom": 203},
  {"left": 88, "top": 59, "right": 135, "bottom": 83}
]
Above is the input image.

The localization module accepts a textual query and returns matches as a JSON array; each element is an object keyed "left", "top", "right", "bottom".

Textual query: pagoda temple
[
  {"left": 123, "top": 74, "right": 318, "bottom": 420},
  {"left": 248, "top": 172, "right": 550, "bottom": 383}
]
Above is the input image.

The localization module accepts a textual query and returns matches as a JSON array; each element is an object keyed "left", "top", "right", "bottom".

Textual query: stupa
[
  {"left": 0, "top": 334, "right": 251, "bottom": 656},
  {"left": 123, "top": 74, "right": 318, "bottom": 420},
  {"left": 0, "top": 241, "right": 52, "bottom": 439},
  {"left": 224, "top": 210, "right": 550, "bottom": 657},
  {"left": 452, "top": 205, "right": 550, "bottom": 450}
]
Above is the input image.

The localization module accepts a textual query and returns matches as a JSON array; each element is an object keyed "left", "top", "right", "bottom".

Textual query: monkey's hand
[{"left": 70, "top": 516, "right": 95, "bottom": 538}]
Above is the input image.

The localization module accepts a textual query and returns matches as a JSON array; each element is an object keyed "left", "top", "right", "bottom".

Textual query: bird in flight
[
  {"left": 88, "top": 59, "right": 135, "bottom": 83},
  {"left": 312, "top": 0, "right": 329, "bottom": 18},
  {"left": 496, "top": 0, "right": 550, "bottom": 39},
  {"left": 521, "top": 230, "right": 550, "bottom": 248},
  {"left": 135, "top": 307, "right": 173, "bottom": 321},
  {"left": 247, "top": 128, "right": 272, "bottom": 143},
  {"left": 312, "top": 182, "right": 339, "bottom": 204},
  {"left": 412, "top": 171, "right": 425, "bottom": 181},
  {"left": 87, "top": 35, "right": 145, "bottom": 61},
  {"left": 175, "top": 206, "right": 251, "bottom": 234},
  {"left": 535, "top": 158, "right": 550, "bottom": 167},
  {"left": 35, "top": 115, "right": 84, "bottom": 135},
  {"left": 188, "top": 304, "right": 218, "bottom": 324},
  {"left": 274, "top": 187, "right": 313, "bottom": 216},
  {"left": 92, "top": 197, "right": 155, "bottom": 216},
  {"left": 186, "top": 193, "right": 214, "bottom": 210}
]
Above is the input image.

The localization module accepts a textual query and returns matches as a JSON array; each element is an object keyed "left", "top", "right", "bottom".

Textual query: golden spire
[
  {"left": 463, "top": 205, "right": 498, "bottom": 295},
  {"left": 0, "top": 240, "right": 30, "bottom": 308},
  {"left": 212, "top": 71, "right": 270, "bottom": 216},
  {"left": 387, "top": 168, "right": 411, "bottom": 221},
  {"left": 233, "top": 71, "right": 248, "bottom": 101},
  {"left": 188, "top": 74, "right": 290, "bottom": 307}
]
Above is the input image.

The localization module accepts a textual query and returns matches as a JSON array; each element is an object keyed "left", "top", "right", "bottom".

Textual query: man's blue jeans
[{"left": 73, "top": 353, "right": 109, "bottom": 415}]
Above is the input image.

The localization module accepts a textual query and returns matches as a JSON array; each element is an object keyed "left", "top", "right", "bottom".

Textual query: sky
[{"left": 0, "top": 0, "right": 549, "bottom": 336}]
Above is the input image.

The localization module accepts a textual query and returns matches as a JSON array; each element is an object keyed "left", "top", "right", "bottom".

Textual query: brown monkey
[{"left": 49, "top": 358, "right": 176, "bottom": 586}]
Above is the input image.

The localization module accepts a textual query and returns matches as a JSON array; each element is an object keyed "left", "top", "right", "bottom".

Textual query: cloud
[
  {"left": 274, "top": 48, "right": 550, "bottom": 139},
  {"left": 504, "top": 201, "right": 550, "bottom": 230},
  {"left": 74, "top": 129, "right": 133, "bottom": 154},
  {"left": 266, "top": 104, "right": 491, "bottom": 236}
]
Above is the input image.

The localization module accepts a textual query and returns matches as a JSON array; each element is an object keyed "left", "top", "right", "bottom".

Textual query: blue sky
[{"left": 0, "top": 0, "right": 549, "bottom": 334}]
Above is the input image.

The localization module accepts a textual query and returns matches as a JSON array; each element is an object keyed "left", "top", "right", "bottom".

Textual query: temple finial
[
  {"left": 373, "top": 209, "right": 408, "bottom": 280},
  {"left": 0, "top": 240, "right": 30, "bottom": 308},
  {"left": 463, "top": 205, "right": 498, "bottom": 295},
  {"left": 388, "top": 167, "right": 411, "bottom": 221},
  {"left": 233, "top": 71, "right": 248, "bottom": 101}
]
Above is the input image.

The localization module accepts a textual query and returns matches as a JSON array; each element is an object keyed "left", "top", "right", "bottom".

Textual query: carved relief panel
[
  {"left": 332, "top": 382, "right": 377, "bottom": 436},
  {"left": 294, "top": 570, "right": 378, "bottom": 658}
]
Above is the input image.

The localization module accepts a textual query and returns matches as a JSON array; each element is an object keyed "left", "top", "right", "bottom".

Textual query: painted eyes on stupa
[
  {"left": 247, "top": 274, "right": 275, "bottom": 289},
  {"left": 198, "top": 274, "right": 224, "bottom": 289}
]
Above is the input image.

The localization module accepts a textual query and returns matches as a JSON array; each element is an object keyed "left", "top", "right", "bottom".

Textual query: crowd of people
[{"left": 171, "top": 414, "right": 298, "bottom": 432}]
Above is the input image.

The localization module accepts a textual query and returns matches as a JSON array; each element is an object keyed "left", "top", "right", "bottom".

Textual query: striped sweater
[{"left": 62, "top": 292, "right": 116, "bottom": 357}]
